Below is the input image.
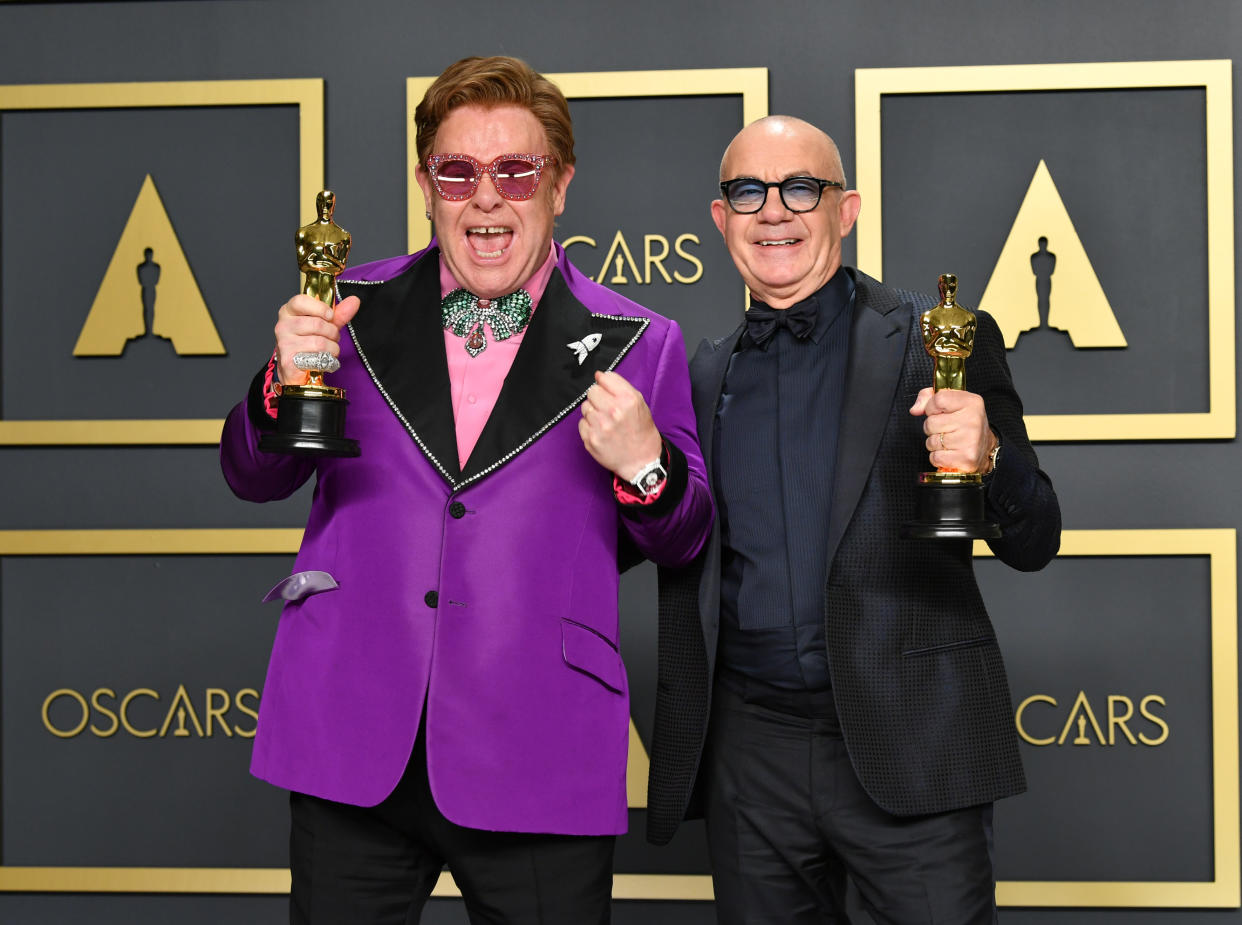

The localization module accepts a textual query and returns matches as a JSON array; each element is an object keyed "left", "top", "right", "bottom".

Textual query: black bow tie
[{"left": 744, "top": 299, "right": 817, "bottom": 348}]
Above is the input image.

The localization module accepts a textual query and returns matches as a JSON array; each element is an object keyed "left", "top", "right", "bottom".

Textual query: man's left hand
[
  {"left": 910, "top": 386, "right": 997, "bottom": 473},
  {"left": 579, "top": 370, "right": 663, "bottom": 481}
]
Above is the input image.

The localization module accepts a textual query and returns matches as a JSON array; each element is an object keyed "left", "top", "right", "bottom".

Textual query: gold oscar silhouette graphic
[
  {"left": 902, "top": 274, "right": 1000, "bottom": 540},
  {"left": 259, "top": 190, "right": 361, "bottom": 457}
]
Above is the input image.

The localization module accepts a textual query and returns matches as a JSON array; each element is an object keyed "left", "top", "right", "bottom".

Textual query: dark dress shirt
[{"left": 715, "top": 270, "right": 854, "bottom": 690}]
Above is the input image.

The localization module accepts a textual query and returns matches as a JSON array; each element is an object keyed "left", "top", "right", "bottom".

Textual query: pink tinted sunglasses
[{"left": 426, "top": 153, "right": 555, "bottom": 201}]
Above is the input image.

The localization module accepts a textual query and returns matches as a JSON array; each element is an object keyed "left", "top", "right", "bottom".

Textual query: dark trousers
[
  {"left": 704, "top": 675, "right": 997, "bottom": 925},
  {"left": 289, "top": 727, "right": 615, "bottom": 925}
]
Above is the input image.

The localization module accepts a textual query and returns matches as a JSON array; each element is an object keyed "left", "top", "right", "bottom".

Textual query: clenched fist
[{"left": 578, "top": 370, "right": 663, "bottom": 481}]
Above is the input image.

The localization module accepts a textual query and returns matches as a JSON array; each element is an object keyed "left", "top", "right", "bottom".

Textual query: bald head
[
  {"left": 710, "top": 114, "right": 862, "bottom": 308},
  {"left": 719, "top": 116, "right": 846, "bottom": 186}
]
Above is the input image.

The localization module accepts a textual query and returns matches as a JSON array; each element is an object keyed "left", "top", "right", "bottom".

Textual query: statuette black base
[
  {"left": 259, "top": 384, "right": 360, "bottom": 458},
  {"left": 902, "top": 472, "right": 1000, "bottom": 540}
]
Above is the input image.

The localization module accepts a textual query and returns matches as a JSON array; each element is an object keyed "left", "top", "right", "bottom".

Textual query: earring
[{"left": 425, "top": 210, "right": 432, "bottom": 220}]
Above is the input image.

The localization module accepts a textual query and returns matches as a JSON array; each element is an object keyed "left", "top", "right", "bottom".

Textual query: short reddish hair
[{"left": 415, "top": 56, "right": 575, "bottom": 174}]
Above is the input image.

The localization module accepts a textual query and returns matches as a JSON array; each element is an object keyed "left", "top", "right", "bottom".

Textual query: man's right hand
[{"left": 275, "top": 294, "right": 361, "bottom": 385}]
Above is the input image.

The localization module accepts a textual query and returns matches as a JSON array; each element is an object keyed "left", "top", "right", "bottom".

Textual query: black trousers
[
  {"left": 704, "top": 675, "right": 997, "bottom": 925},
  {"left": 289, "top": 727, "right": 615, "bottom": 925}
]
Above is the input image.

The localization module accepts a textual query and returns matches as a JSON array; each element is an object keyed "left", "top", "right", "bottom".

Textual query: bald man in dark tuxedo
[{"left": 646, "top": 116, "right": 1061, "bottom": 924}]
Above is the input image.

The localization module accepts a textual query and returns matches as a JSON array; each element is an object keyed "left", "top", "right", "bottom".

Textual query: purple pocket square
[{"left": 262, "top": 570, "right": 339, "bottom": 603}]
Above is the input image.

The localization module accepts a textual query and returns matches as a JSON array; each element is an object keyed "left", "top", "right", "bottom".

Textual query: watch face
[{"left": 633, "top": 462, "right": 668, "bottom": 496}]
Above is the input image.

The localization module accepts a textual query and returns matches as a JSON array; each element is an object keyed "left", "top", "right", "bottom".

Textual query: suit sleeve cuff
[
  {"left": 984, "top": 433, "right": 1041, "bottom": 522},
  {"left": 615, "top": 437, "right": 688, "bottom": 518},
  {"left": 246, "top": 350, "right": 280, "bottom": 433}
]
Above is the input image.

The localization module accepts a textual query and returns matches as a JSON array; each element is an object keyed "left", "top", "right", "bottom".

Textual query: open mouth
[
  {"left": 756, "top": 238, "right": 799, "bottom": 247},
  {"left": 467, "top": 226, "right": 513, "bottom": 259}
]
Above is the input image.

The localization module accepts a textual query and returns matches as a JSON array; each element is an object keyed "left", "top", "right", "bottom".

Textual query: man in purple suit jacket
[{"left": 220, "top": 56, "right": 713, "bottom": 924}]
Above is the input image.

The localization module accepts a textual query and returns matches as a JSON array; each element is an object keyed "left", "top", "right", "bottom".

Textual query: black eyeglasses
[{"left": 719, "top": 176, "right": 844, "bottom": 214}]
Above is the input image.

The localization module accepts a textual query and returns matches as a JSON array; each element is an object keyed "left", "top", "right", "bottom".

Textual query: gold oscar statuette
[
  {"left": 902, "top": 274, "right": 1000, "bottom": 540},
  {"left": 258, "top": 190, "right": 361, "bottom": 457}
]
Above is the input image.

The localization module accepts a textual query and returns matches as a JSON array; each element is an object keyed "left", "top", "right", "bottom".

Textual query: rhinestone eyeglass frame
[{"left": 425, "top": 153, "right": 556, "bottom": 202}]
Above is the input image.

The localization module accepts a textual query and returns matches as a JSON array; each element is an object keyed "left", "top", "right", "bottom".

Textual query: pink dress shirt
[{"left": 441, "top": 243, "right": 558, "bottom": 467}]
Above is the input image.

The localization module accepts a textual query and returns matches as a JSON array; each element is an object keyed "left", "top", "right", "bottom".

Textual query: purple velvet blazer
[{"left": 220, "top": 242, "right": 712, "bottom": 836}]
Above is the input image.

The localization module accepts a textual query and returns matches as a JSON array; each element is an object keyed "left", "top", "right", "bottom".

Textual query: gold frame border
[
  {"left": 405, "top": 67, "right": 769, "bottom": 254},
  {"left": 0, "top": 528, "right": 1233, "bottom": 907},
  {"left": 0, "top": 80, "right": 326, "bottom": 446},
  {"left": 854, "top": 61, "right": 1236, "bottom": 441},
  {"left": 977, "top": 528, "right": 1240, "bottom": 907}
]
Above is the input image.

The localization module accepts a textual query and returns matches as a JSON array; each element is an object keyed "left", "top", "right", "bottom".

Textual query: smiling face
[
  {"left": 416, "top": 103, "right": 574, "bottom": 299},
  {"left": 711, "top": 117, "right": 861, "bottom": 308}
]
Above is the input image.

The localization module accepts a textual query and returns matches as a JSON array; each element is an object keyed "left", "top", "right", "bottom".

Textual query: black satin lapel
[
  {"left": 461, "top": 270, "right": 646, "bottom": 484},
  {"left": 342, "top": 254, "right": 461, "bottom": 484},
  {"left": 824, "top": 290, "right": 910, "bottom": 568},
  {"left": 688, "top": 325, "right": 741, "bottom": 671},
  {"left": 691, "top": 325, "right": 743, "bottom": 480}
]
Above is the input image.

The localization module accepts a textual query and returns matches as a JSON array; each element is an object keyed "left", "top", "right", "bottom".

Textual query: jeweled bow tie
[
  {"left": 744, "top": 299, "right": 817, "bottom": 349},
  {"left": 441, "top": 288, "right": 533, "bottom": 357}
]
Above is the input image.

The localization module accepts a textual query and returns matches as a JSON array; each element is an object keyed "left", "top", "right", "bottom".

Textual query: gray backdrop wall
[{"left": 1, "top": 0, "right": 1240, "bottom": 922}]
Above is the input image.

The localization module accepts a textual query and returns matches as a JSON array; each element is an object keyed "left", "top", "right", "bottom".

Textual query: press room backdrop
[{"left": 1, "top": 1, "right": 1240, "bottom": 923}]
